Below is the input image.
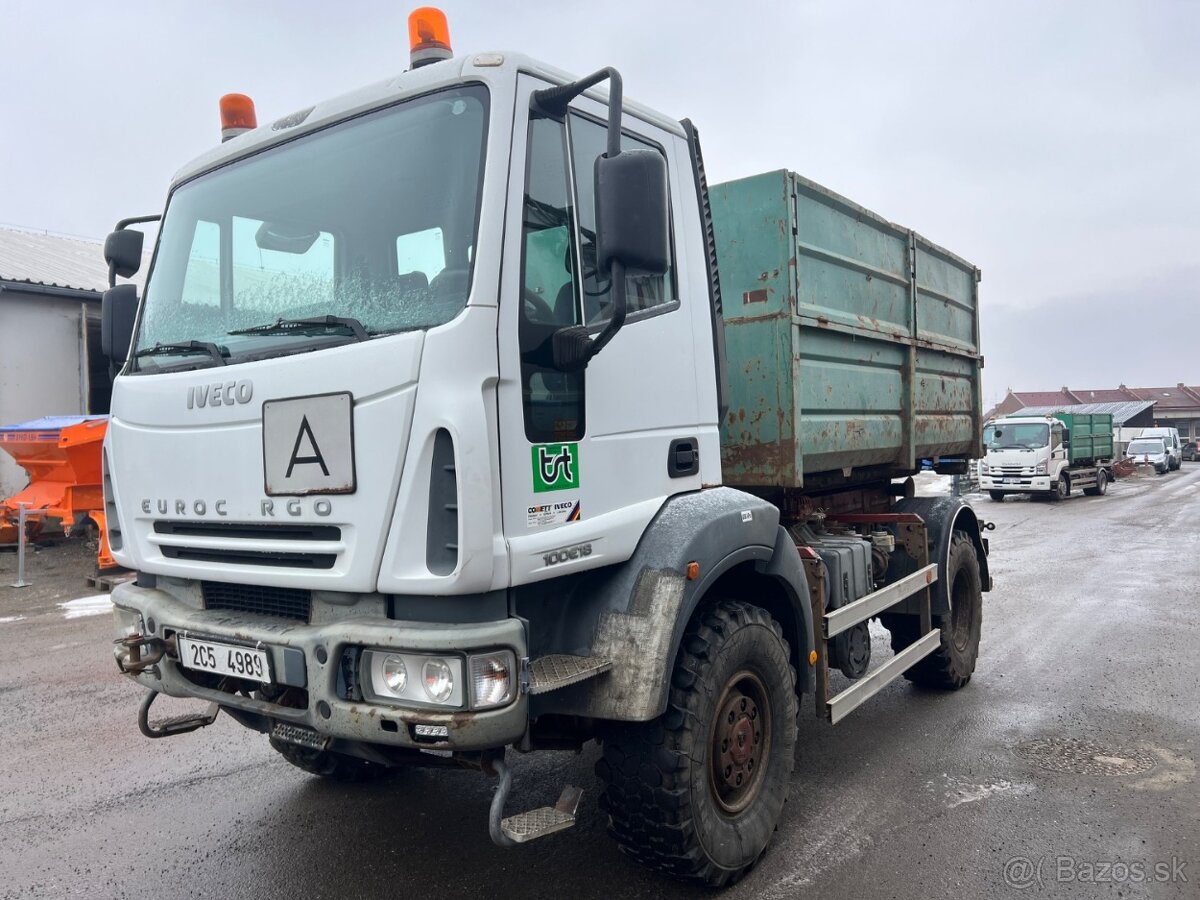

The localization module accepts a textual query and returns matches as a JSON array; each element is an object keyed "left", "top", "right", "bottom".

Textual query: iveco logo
[{"left": 187, "top": 379, "right": 254, "bottom": 409}]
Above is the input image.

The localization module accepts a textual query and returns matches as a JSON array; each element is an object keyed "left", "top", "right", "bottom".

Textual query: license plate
[{"left": 178, "top": 634, "right": 272, "bottom": 683}]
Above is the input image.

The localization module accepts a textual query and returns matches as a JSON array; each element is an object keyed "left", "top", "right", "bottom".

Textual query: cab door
[{"left": 496, "top": 76, "right": 706, "bottom": 585}]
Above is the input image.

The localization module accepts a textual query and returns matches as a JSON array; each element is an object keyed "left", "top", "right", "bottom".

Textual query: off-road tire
[
  {"left": 595, "top": 600, "right": 797, "bottom": 887},
  {"left": 269, "top": 737, "right": 390, "bottom": 782},
  {"left": 988, "top": 491, "right": 1005, "bottom": 502},
  {"left": 884, "top": 531, "right": 982, "bottom": 690}
]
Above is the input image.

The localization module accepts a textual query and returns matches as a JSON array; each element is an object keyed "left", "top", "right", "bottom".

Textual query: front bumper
[
  {"left": 980, "top": 475, "right": 1052, "bottom": 492},
  {"left": 111, "top": 581, "right": 528, "bottom": 752}
]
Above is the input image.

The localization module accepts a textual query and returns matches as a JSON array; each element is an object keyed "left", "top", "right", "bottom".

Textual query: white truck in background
[{"left": 980, "top": 413, "right": 1114, "bottom": 501}]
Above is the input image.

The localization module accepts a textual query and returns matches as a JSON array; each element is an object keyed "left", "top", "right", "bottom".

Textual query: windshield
[
  {"left": 132, "top": 84, "right": 489, "bottom": 371},
  {"left": 1128, "top": 440, "right": 1164, "bottom": 455},
  {"left": 986, "top": 422, "right": 1049, "bottom": 450}
]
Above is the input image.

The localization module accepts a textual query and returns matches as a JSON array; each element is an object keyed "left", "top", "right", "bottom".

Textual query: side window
[
  {"left": 231, "top": 215, "right": 335, "bottom": 322},
  {"left": 396, "top": 227, "right": 446, "bottom": 284},
  {"left": 568, "top": 114, "right": 675, "bottom": 323},
  {"left": 519, "top": 116, "right": 584, "bottom": 444}
]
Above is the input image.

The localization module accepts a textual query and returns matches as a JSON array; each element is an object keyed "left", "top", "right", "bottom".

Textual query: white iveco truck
[{"left": 102, "top": 9, "right": 991, "bottom": 885}]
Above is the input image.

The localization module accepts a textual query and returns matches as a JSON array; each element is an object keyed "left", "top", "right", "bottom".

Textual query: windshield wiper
[
  {"left": 228, "top": 315, "right": 370, "bottom": 342},
  {"left": 132, "top": 341, "right": 228, "bottom": 366}
]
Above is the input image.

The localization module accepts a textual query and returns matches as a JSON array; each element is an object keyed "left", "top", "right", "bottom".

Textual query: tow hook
[
  {"left": 114, "top": 632, "right": 172, "bottom": 675},
  {"left": 138, "top": 688, "right": 220, "bottom": 739}
]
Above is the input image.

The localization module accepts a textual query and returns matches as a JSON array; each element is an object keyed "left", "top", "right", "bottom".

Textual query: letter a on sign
[
  {"left": 262, "top": 392, "right": 356, "bottom": 495},
  {"left": 286, "top": 416, "right": 331, "bottom": 478}
]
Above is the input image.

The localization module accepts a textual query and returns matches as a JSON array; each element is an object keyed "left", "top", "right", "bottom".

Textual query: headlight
[
  {"left": 361, "top": 649, "right": 516, "bottom": 710},
  {"left": 362, "top": 650, "right": 463, "bottom": 708},
  {"left": 979, "top": 462, "right": 990, "bottom": 474},
  {"left": 382, "top": 655, "right": 408, "bottom": 693},
  {"left": 1035, "top": 461, "right": 1047, "bottom": 474},
  {"left": 469, "top": 651, "right": 516, "bottom": 709},
  {"left": 422, "top": 658, "right": 455, "bottom": 703}
]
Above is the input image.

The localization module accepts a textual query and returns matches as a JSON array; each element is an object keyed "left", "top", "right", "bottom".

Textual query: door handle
[{"left": 668, "top": 438, "right": 699, "bottom": 478}]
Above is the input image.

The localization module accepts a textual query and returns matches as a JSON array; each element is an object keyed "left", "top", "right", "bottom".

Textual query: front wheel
[
  {"left": 988, "top": 491, "right": 1006, "bottom": 502},
  {"left": 883, "top": 531, "right": 983, "bottom": 690},
  {"left": 1051, "top": 475, "right": 1070, "bottom": 500},
  {"left": 596, "top": 600, "right": 797, "bottom": 887}
]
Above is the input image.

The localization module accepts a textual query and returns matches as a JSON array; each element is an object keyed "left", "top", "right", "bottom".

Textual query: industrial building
[{"left": 0, "top": 225, "right": 144, "bottom": 497}]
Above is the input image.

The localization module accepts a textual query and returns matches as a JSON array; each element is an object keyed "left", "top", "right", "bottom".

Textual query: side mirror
[
  {"left": 593, "top": 149, "right": 670, "bottom": 275},
  {"left": 101, "top": 284, "right": 139, "bottom": 363},
  {"left": 104, "top": 229, "right": 144, "bottom": 281}
]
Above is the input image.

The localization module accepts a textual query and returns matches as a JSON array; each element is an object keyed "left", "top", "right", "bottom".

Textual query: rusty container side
[{"left": 711, "top": 170, "right": 982, "bottom": 491}]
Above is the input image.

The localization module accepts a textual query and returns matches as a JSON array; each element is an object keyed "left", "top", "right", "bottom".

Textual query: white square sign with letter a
[{"left": 262, "top": 392, "right": 356, "bottom": 495}]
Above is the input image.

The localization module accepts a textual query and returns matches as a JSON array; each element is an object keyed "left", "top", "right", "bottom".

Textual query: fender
[
  {"left": 893, "top": 496, "right": 992, "bottom": 615},
  {"left": 527, "top": 487, "right": 813, "bottom": 722}
]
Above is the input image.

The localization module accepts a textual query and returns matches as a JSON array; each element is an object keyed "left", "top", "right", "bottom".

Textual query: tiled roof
[
  {"left": 0, "top": 225, "right": 147, "bottom": 295},
  {"left": 1009, "top": 390, "right": 1076, "bottom": 406},
  {"left": 1124, "top": 385, "right": 1200, "bottom": 409}
]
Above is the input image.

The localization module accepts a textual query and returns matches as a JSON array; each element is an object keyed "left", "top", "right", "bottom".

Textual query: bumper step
[
  {"left": 526, "top": 654, "right": 612, "bottom": 694},
  {"left": 489, "top": 759, "right": 582, "bottom": 846},
  {"left": 501, "top": 787, "right": 582, "bottom": 843}
]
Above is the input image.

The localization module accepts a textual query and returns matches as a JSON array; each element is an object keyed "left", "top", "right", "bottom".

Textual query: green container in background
[
  {"left": 710, "top": 170, "right": 983, "bottom": 492},
  {"left": 1050, "top": 412, "right": 1114, "bottom": 465}
]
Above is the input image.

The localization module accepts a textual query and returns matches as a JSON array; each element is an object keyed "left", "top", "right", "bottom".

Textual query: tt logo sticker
[
  {"left": 532, "top": 443, "right": 580, "bottom": 493},
  {"left": 262, "top": 393, "right": 356, "bottom": 496}
]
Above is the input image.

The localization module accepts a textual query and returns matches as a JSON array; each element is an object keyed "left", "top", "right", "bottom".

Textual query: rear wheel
[
  {"left": 988, "top": 491, "right": 1005, "bottom": 502},
  {"left": 269, "top": 737, "right": 391, "bottom": 782},
  {"left": 595, "top": 600, "right": 797, "bottom": 887},
  {"left": 1083, "top": 469, "right": 1108, "bottom": 496},
  {"left": 883, "top": 531, "right": 983, "bottom": 690}
]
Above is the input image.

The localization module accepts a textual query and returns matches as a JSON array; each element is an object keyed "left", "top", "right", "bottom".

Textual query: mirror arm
[
  {"left": 532, "top": 68, "right": 623, "bottom": 157},
  {"left": 588, "top": 260, "right": 627, "bottom": 359}
]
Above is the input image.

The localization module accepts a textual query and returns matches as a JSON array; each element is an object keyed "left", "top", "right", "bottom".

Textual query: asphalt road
[{"left": 2, "top": 465, "right": 1198, "bottom": 899}]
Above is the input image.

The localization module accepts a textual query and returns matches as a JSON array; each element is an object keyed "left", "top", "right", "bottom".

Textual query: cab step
[
  {"left": 501, "top": 786, "right": 583, "bottom": 843},
  {"left": 525, "top": 654, "right": 612, "bottom": 695},
  {"left": 489, "top": 758, "right": 582, "bottom": 847}
]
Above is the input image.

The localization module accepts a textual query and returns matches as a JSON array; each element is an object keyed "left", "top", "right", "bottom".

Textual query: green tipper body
[
  {"left": 710, "top": 170, "right": 983, "bottom": 492},
  {"left": 1050, "top": 412, "right": 1114, "bottom": 465}
]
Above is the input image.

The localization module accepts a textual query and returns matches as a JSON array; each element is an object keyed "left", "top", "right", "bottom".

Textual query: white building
[{"left": 0, "top": 225, "right": 144, "bottom": 497}]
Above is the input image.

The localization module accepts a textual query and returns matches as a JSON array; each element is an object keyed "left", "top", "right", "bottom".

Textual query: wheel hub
[{"left": 710, "top": 672, "right": 771, "bottom": 814}]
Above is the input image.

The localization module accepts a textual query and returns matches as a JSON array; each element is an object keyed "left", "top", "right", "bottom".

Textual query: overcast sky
[{"left": 2, "top": 1, "right": 1196, "bottom": 406}]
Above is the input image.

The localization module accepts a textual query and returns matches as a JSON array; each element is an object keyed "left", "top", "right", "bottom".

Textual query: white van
[{"left": 1138, "top": 427, "right": 1181, "bottom": 470}]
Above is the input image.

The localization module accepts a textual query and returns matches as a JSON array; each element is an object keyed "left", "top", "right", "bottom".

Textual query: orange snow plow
[{"left": 0, "top": 416, "right": 117, "bottom": 570}]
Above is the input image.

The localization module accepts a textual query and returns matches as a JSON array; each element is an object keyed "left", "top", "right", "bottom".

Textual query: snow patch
[
  {"left": 0, "top": 615, "right": 26, "bottom": 624},
  {"left": 935, "top": 776, "right": 1035, "bottom": 808},
  {"left": 59, "top": 595, "right": 113, "bottom": 619}
]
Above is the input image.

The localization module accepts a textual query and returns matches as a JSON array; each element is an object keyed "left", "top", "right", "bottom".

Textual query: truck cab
[{"left": 980, "top": 416, "right": 1062, "bottom": 495}]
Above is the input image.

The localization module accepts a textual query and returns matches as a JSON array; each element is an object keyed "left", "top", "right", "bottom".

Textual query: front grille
[
  {"left": 153, "top": 520, "right": 339, "bottom": 570},
  {"left": 161, "top": 546, "right": 336, "bottom": 568},
  {"left": 155, "top": 521, "right": 341, "bottom": 541},
  {"left": 202, "top": 581, "right": 312, "bottom": 622}
]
